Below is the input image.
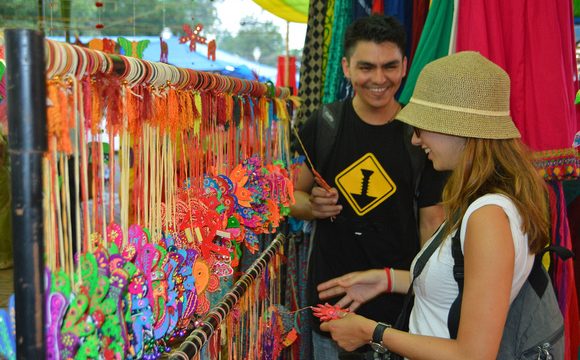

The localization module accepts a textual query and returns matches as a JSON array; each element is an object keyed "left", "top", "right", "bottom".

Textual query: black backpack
[{"left": 448, "top": 221, "right": 570, "bottom": 360}]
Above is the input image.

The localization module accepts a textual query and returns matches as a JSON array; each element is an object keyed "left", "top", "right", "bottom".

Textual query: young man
[{"left": 291, "top": 15, "right": 447, "bottom": 359}]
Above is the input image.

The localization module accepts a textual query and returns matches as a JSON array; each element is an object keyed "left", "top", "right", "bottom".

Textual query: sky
[{"left": 213, "top": 0, "right": 307, "bottom": 50}]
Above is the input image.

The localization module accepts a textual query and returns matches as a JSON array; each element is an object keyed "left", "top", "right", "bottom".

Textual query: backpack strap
[
  {"left": 448, "top": 222, "right": 464, "bottom": 339},
  {"left": 314, "top": 102, "right": 345, "bottom": 174},
  {"left": 447, "top": 221, "right": 574, "bottom": 339},
  {"left": 530, "top": 245, "right": 574, "bottom": 297},
  {"left": 394, "top": 223, "right": 446, "bottom": 331}
]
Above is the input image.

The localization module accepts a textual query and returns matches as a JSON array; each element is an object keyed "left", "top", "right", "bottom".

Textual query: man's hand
[{"left": 310, "top": 186, "right": 342, "bottom": 219}]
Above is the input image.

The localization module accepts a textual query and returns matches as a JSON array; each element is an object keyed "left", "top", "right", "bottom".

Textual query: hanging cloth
[
  {"left": 548, "top": 181, "right": 580, "bottom": 360},
  {"left": 456, "top": 2, "right": 580, "bottom": 359},
  {"left": 322, "top": 0, "right": 353, "bottom": 104},
  {"left": 447, "top": 0, "right": 459, "bottom": 55},
  {"left": 399, "top": 0, "right": 455, "bottom": 104},
  {"left": 322, "top": 0, "right": 336, "bottom": 88},
  {"left": 455, "top": 0, "right": 579, "bottom": 156},
  {"left": 353, "top": 0, "right": 372, "bottom": 19},
  {"left": 410, "top": 0, "right": 431, "bottom": 64},
  {"left": 276, "top": 56, "right": 297, "bottom": 95},
  {"left": 296, "top": 0, "right": 328, "bottom": 123},
  {"left": 372, "top": 0, "right": 383, "bottom": 14},
  {"left": 384, "top": 0, "right": 414, "bottom": 59}
]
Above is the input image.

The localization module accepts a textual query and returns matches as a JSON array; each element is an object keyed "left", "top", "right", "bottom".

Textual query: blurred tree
[
  {"left": 0, "top": 0, "right": 39, "bottom": 30},
  {"left": 0, "top": 0, "right": 221, "bottom": 39},
  {"left": 217, "top": 16, "right": 284, "bottom": 66},
  {"left": 289, "top": 48, "right": 302, "bottom": 63}
]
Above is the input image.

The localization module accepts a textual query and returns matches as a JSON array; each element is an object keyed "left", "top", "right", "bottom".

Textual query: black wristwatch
[{"left": 370, "top": 322, "right": 391, "bottom": 354}]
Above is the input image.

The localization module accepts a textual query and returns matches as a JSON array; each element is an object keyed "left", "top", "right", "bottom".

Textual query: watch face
[{"left": 370, "top": 342, "right": 388, "bottom": 354}]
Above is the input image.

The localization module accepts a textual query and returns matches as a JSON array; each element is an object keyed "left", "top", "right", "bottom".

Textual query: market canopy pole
[{"left": 4, "top": 28, "right": 47, "bottom": 360}]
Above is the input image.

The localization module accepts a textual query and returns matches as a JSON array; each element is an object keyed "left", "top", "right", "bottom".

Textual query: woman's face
[{"left": 411, "top": 128, "right": 467, "bottom": 171}]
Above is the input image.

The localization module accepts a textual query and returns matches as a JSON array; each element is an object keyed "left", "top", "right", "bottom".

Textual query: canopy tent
[
  {"left": 251, "top": 0, "right": 309, "bottom": 23},
  {"left": 220, "top": 64, "right": 271, "bottom": 82}
]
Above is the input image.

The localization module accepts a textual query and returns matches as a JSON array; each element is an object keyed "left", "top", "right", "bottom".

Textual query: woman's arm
[{"left": 321, "top": 205, "right": 515, "bottom": 360}]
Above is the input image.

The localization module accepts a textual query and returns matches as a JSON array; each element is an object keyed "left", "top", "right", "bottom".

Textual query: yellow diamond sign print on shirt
[{"left": 335, "top": 153, "right": 397, "bottom": 216}]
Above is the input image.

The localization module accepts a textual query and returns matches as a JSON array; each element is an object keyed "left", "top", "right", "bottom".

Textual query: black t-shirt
[{"left": 298, "top": 99, "right": 447, "bottom": 333}]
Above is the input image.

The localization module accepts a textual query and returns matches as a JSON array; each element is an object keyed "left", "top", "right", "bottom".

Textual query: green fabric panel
[
  {"left": 322, "top": 0, "right": 352, "bottom": 104},
  {"left": 574, "top": 0, "right": 580, "bottom": 18},
  {"left": 399, "top": 0, "right": 455, "bottom": 105}
]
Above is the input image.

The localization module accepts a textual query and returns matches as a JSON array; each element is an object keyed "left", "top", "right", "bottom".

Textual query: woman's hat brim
[{"left": 397, "top": 100, "right": 521, "bottom": 139}]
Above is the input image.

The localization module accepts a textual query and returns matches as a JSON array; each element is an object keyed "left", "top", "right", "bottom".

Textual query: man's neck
[{"left": 352, "top": 97, "right": 401, "bottom": 126}]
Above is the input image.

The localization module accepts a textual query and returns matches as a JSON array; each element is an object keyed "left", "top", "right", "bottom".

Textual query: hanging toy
[
  {"left": 207, "top": 39, "right": 216, "bottom": 61},
  {"left": 179, "top": 19, "right": 207, "bottom": 52},
  {"left": 117, "top": 37, "right": 150, "bottom": 59},
  {"left": 88, "top": 38, "right": 117, "bottom": 54},
  {"left": 311, "top": 303, "right": 349, "bottom": 322},
  {"left": 160, "top": 36, "right": 168, "bottom": 63}
]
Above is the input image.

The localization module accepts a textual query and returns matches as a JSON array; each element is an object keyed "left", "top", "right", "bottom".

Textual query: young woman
[{"left": 317, "top": 51, "right": 553, "bottom": 359}]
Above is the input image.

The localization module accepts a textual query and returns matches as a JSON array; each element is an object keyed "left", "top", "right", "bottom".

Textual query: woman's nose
[{"left": 411, "top": 132, "right": 421, "bottom": 146}]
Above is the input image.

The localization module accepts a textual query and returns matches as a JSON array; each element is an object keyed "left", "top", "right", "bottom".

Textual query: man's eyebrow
[
  {"left": 355, "top": 61, "right": 377, "bottom": 67},
  {"left": 355, "top": 60, "right": 401, "bottom": 67},
  {"left": 381, "top": 60, "right": 401, "bottom": 67}
]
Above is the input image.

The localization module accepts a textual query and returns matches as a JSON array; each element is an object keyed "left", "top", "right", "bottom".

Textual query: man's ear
[
  {"left": 402, "top": 56, "right": 408, "bottom": 78},
  {"left": 341, "top": 57, "right": 350, "bottom": 78}
]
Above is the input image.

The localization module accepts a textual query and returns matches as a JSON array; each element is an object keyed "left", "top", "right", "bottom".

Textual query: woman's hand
[
  {"left": 317, "top": 269, "right": 387, "bottom": 312},
  {"left": 320, "top": 313, "right": 376, "bottom": 351}
]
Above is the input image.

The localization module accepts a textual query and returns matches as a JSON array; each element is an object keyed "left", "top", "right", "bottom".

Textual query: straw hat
[{"left": 396, "top": 51, "right": 521, "bottom": 139}]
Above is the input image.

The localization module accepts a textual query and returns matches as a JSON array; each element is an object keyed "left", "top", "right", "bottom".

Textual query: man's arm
[
  {"left": 290, "top": 162, "right": 342, "bottom": 220},
  {"left": 418, "top": 204, "right": 445, "bottom": 247},
  {"left": 290, "top": 163, "right": 316, "bottom": 220}
]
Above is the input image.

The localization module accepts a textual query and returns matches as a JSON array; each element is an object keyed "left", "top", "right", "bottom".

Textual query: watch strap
[{"left": 372, "top": 322, "right": 391, "bottom": 345}]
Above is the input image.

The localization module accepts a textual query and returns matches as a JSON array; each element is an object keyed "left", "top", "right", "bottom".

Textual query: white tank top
[{"left": 408, "top": 194, "right": 534, "bottom": 339}]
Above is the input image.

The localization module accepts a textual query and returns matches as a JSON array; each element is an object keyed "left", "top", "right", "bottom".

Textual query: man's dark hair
[{"left": 343, "top": 15, "right": 406, "bottom": 59}]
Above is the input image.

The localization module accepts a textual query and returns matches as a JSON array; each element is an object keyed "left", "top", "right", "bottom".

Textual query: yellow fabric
[{"left": 252, "top": 0, "right": 309, "bottom": 23}]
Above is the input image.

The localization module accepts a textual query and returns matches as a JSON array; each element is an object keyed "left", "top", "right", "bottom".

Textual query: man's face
[{"left": 342, "top": 41, "right": 407, "bottom": 112}]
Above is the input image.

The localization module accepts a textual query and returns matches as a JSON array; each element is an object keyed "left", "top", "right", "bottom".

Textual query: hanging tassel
[
  {"left": 90, "top": 80, "right": 103, "bottom": 136},
  {"left": 217, "top": 94, "right": 227, "bottom": 127},
  {"left": 201, "top": 92, "right": 211, "bottom": 124},
  {"left": 167, "top": 88, "right": 180, "bottom": 136},
  {"left": 103, "top": 78, "right": 122, "bottom": 133}
]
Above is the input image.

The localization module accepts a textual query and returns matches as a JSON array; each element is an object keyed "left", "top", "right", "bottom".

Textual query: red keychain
[
  {"left": 292, "top": 126, "right": 332, "bottom": 191},
  {"left": 311, "top": 303, "right": 349, "bottom": 322}
]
